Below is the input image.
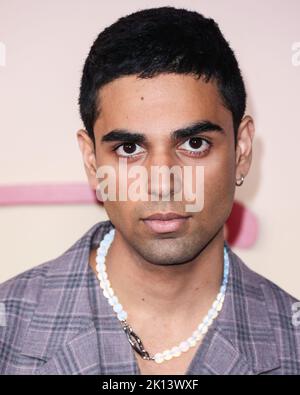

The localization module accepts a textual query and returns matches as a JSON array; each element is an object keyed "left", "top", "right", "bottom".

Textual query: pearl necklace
[{"left": 95, "top": 227, "right": 229, "bottom": 364}]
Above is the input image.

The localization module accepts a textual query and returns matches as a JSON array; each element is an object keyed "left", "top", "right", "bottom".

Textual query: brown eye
[
  {"left": 115, "top": 143, "right": 145, "bottom": 157},
  {"left": 178, "top": 137, "right": 211, "bottom": 155},
  {"left": 189, "top": 137, "right": 204, "bottom": 149},
  {"left": 123, "top": 143, "right": 137, "bottom": 154}
]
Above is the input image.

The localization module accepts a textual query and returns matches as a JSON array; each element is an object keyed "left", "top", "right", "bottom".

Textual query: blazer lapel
[
  {"left": 35, "top": 321, "right": 100, "bottom": 374},
  {"left": 19, "top": 220, "right": 138, "bottom": 375},
  {"left": 186, "top": 242, "right": 281, "bottom": 375},
  {"left": 187, "top": 327, "right": 253, "bottom": 375}
]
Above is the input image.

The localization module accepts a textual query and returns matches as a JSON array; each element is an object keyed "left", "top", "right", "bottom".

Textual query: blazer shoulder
[
  {"left": 240, "top": 255, "right": 299, "bottom": 305},
  {"left": 0, "top": 259, "right": 51, "bottom": 303},
  {"left": 0, "top": 220, "right": 109, "bottom": 302},
  {"left": 257, "top": 271, "right": 300, "bottom": 372},
  {"left": 228, "top": 246, "right": 299, "bottom": 306},
  {"left": 229, "top": 248, "right": 300, "bottom": 373},
  {"left": 0, "top": 260, "right": 52, "bottom": 366}
]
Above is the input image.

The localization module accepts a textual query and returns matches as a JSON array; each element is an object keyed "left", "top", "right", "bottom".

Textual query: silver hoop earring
[{"left": 235, "top": 174, "right": 244, "bottom": 187}]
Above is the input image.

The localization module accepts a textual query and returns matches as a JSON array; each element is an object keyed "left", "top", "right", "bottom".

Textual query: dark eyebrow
[
  {"left": 101, "top": 130, "right": 146, "bottom": 144},
  {"left": 101, "top": 120, "right": 224, "bottom": 144},
  {"left": 171, "top": 120, "right": 224, "bottom": 141}
]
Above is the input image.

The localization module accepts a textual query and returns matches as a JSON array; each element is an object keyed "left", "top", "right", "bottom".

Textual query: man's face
[{"left": 92, "top": 73, "right": 237, "bottom": 266}]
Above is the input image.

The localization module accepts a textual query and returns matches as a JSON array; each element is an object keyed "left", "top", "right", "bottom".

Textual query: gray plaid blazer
[{"left": 0, "top": 220, "right": 299, "bottom": 375}]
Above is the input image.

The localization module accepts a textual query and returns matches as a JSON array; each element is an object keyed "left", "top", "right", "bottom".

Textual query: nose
[{"left": 144, "top": 151, "right": 182, "bottom": 201}]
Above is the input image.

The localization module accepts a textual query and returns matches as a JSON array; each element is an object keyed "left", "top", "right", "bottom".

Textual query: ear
[
  {"left": 235, "top": 115, "right": 255, "bottom": 182},
  {"left": 76, "top": 129, "right": 97, "bottom": 191}
]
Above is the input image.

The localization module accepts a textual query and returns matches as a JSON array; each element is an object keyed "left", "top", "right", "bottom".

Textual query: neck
[{"left": 90, "top": 227, "right": 225, "bottom": 324}]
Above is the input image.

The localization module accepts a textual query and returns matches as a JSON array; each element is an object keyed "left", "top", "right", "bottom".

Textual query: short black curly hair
[{"left": 79, "top": 6, "right": 246, "bottom": 145}]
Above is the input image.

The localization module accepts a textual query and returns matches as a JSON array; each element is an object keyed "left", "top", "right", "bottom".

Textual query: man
[{"left": 0, "top": 6, "right": 299, "bottom": 375}]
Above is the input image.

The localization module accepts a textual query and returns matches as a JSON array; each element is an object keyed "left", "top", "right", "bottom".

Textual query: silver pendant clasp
[{"left": 121, "top": 321, "right": 154, "bottom": 360}]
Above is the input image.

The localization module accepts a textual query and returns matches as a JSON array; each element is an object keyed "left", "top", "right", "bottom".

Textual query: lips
[{"left": 142, "top": 212, "right": 190, "bottom": 233}]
